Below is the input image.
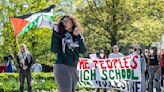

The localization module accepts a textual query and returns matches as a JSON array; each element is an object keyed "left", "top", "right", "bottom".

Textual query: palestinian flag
[{"left": 10, "top": 5, "right": 55, "bottom": 37}]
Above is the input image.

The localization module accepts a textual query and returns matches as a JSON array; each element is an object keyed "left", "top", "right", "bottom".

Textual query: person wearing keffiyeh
[{"left": 16, "top": 44, "right": 34, "bottom": 92}]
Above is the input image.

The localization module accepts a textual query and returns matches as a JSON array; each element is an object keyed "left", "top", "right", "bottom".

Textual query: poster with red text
[{"left": 77, "top": 55, "right": 141, "bottom": 92}]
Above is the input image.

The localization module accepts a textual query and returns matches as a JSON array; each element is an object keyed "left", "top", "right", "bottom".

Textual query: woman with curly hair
[{"left": 51, "top": 14, "right": 86, "bottom": 92}]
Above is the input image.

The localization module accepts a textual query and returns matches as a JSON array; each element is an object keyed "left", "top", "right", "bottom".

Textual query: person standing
[
  {"left": 108, "top": 45, "right": 124, "bottom": 58},
  {"left": 31, "top": 59, "right": 42, "bottom": 72},
  {"left": 143, "top": 49, "right": 149, "bottom": 88},
  {"left": 51, "top": 14, "right": 86, "bottom": 92},
  {"left": 128, "top": 46, "right": 134, "bottom": 55},
  {"left": 148, "top": 46, "right": 161, "bottom": 92},
  {"left": 17, "top": 44, "right": 34, "bottom": 92},
  {"left": 108, "top": 45, "right": 124, "bottom": 92},
  {"left": 6, "top": 55, "right": 15, "bottom": 72},
  {"left": 96, "top": 49, "right": 108, "bottom": 92},
  {"left": 134, "top": 47, "right": 146, "bottom": 92}
]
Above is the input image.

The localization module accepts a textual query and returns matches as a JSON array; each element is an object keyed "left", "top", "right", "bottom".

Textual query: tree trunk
[
  {"left": 111, "top": 34, "right": 117, "bottom": 46},
  {"left": 110, "top": 0, "right": 119, "bottom": 46}
]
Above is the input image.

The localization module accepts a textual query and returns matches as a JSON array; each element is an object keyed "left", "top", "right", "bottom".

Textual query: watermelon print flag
[{"left": 10, "top": 5, "right": 55, "bottom": 37}]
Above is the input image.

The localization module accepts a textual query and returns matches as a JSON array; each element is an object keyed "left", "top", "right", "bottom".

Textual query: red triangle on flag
[{"left": 10, "top": 18, "right": 29, "bottom": 37}]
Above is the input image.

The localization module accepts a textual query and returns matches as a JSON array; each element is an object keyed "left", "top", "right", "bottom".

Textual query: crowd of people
[{"left": 91, "top": 45, "right": 164, "bottom": 92}]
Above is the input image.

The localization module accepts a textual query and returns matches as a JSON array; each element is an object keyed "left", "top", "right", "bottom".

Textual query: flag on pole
[{"left": 10, "top": 5, "right": 55, "bottom": 37}]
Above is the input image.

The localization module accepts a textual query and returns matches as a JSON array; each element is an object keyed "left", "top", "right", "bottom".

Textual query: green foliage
[{"left": 0, "top": 72, "right": 56, "bottom": 91}]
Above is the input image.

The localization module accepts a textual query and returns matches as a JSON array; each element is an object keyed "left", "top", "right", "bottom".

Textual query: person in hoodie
[{"left": 51, "top": 14, "right": 86, "bottom": 92}]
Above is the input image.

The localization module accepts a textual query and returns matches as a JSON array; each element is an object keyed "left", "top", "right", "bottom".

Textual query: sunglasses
[{"left": 61, "top": 18, "right": 72, "bottom": 24}]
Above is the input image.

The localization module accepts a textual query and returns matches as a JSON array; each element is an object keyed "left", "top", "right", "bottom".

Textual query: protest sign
[{"left": 77, "top": 55, "right": 141, "bottom": 92}]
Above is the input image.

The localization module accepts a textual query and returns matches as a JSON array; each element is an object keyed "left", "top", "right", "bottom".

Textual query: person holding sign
[
  {"left": 51, "top": 14, "right": 86, "bottom": 92},
  {"left": 108, "top": 45, "right": 124, "bottom": 92},
  {"left": 134, "top": 46, "right": 146, "bottom": 92},
  {"left": 97, "top": 49, "right": 107, "bottom": 59},
  {"left": 128, "top": 46, "right": 134, "bottom": 55},
  {"left": 148, "top": 46, "right": 161, "bottom": 92},
  {"left": 95, "top": 48, "right": 108, "bottom": 92},
  {"left": 108, "top": 45, "right": 124, "bottom": 58},
  {"left": 16, "top": 44, "right": 34, "bottom": 92}
]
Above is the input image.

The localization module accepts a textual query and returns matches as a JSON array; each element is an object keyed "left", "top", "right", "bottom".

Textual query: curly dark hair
[{"left": 56, "top": 14, "right": 83, "bottom": 37}]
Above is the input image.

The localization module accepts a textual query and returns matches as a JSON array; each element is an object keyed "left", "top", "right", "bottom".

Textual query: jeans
[{"left": 148, "top": 65, "right": 161, "bottom": 92}]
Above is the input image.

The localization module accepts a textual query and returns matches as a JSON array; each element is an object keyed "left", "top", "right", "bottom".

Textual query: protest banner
[{"left": 77, "top": 55, "right": 141, "bottom": 92}]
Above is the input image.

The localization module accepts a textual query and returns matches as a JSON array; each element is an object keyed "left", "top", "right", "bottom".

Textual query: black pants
[
  {"left": 19, "top": 69, "right": 32, "bottom": 92},
  {"left": 161, "top": 67, "right": 164, "bottom": 86}
]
